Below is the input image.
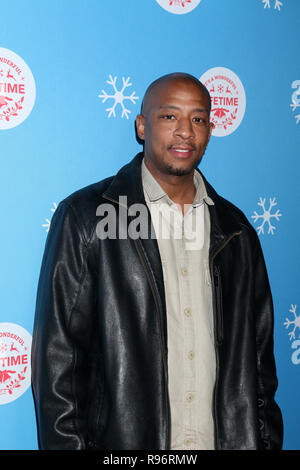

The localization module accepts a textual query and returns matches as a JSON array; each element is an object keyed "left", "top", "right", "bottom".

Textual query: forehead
[{"left": 143, "top": 78, "right": 210, "bottom": 114}]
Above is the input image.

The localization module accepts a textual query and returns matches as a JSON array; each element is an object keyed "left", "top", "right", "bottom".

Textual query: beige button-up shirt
[{"left": 141, "top": 159, "right": 216, "bottom": 450}]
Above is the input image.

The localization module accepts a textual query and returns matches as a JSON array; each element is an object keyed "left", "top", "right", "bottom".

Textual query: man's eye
[
  {"left": 193, "top": 117, "right": 205, "bottom": 123},
  {"left": 160, "top": 114, "right": 175, "bottom": 120}
]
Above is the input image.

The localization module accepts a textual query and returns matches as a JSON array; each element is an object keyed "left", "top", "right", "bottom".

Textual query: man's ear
[
  {"left": 135, "top": 114, "right": 145, "bottom": 141},
  {"left": 208, "top": 121, "right": 214, "bottom": 141}
]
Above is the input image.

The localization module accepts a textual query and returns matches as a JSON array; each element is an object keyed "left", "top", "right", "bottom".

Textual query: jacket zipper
[
  {"left": 213, "top": 265, "right": 223, "bottom": 346},
  {"left": 209, "top": 230, "right": 242, "bottom": 450}
]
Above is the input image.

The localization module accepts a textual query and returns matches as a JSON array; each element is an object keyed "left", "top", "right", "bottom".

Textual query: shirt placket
[{"left": 175, "top": 206, "right": 198, "bottom": 450}]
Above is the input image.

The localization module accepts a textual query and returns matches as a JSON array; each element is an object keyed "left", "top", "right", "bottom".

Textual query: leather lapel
[{"left": 197, "top": 170, "right": 243, "bottom": 259}]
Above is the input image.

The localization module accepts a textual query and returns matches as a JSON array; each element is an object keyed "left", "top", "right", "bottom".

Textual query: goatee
[{"left": 165, "top": 159, "right": 201, "bottom": 176}]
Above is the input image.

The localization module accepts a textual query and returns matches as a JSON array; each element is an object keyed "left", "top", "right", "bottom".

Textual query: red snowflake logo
[
  {"left": 169, "top": 0, "right": 191, "bottom": 6},
  {"left": 211, "top": 107, "right": 229, "bottom": 119},
  {"left": 0, "top": 370, "right": 16, "bottom": 384},
  {"left": 0, "top": 96, "right": 24, "bottom": 122},
  {"left": 0, "top": 367, "right": 27, "bottom": 395}
]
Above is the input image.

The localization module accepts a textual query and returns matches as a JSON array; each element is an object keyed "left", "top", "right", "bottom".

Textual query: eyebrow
[{"left": 158, "top": 105, "right": 208, "bottom": 113}]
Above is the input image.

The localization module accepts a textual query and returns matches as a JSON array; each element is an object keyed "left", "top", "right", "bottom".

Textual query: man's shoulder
[
  {"left": 215, "top": 192, "right": 259, "bottom": 244},
  {"left": 203, "top": 175, "right": 257, "bottom": 239},
  {"left": 61, "top": 176, "right": 114, "bottom": 211},
  {"left": 53, "top": 176, "right": 115, "bottom": 241},
  {"left": 59, "top": 153, "right": 143, "bottom": 213},
  {"left": 217, "top": 193, "right": 251, "bottom": 225}
]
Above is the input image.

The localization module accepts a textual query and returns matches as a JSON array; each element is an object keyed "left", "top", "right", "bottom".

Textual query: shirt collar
[{"left": 141, "top": 158, "right": 214, "bottom": 207}]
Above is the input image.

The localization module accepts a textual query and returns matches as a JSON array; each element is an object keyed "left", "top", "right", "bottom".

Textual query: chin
[{"left": 165, "top": 164, "right": 195, "bottom": 176}]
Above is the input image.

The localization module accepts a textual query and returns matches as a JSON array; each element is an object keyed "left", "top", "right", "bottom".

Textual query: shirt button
[
  {"left": 186, "top": 393, "right": 194, "bottom": 403},
  {"left": 187, "top": 351, "right": 195, "bottom": 360},
  {"left": 181, "top": 267, "right": 188, "bottom": 276},
  {"left": 184, "top": 307, "right": 192, "bottom": 317},
  {"left": 184, "top": 438, "right": 192, "bottom": 447}
]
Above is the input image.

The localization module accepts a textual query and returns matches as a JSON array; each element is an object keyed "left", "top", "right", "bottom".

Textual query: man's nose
[{"left": 174, "top": 118, "right": 194, "bottom": 139}]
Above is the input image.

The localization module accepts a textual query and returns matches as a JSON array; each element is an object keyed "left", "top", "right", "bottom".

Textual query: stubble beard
[
  {"left": 165, "top": 164, "right": 195, "bottom": 176},
  {"left": 165, "top": 150, "right": 206, "bottom": 177}
]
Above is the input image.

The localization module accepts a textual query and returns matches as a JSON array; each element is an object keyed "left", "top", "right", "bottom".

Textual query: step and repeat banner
[{"left": 0, "top": 0, "right": 299, "bottom": 450}]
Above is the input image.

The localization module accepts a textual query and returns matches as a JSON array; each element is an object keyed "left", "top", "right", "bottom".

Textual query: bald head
[{"left": 141, "top": 72, "right": 211, "bottom": 115}]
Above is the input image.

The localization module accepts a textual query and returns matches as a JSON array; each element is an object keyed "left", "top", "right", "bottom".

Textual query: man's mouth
[{"left": 169, "top": 145, "right": 195, "bottom": 158}]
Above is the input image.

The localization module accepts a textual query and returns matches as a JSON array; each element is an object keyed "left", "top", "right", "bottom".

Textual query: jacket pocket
[
  {"left": 214, "top": 265, "right": 224, "bottom": 346},
  {"left": 86, "top": 352, "right": 105, "bottom": 448}
]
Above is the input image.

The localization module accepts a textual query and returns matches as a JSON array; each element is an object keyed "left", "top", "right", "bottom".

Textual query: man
[{"left": 31, "top": 72, "right": 283, "bottom": 450}]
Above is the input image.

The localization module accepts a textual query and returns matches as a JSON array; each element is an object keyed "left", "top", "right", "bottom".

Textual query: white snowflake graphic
[
  {"left": 294, "top": 115, "right": 300, "bottom": 124},
  {"left": 284, "top": 305, "right": 300, "bottom": 341},
  {"left": 290, "top": 80, "right": 300, "bottom": 125},
  {"left": 98, "top": 75, "right": 139, "bottom": 119},
  {"left": 42, "top": 201, "right": 57, "bottom": 232},
  {"left": 251, "top": 197, "right": 282, "bottom": 235},
  {"left": 262, "top": 0, "right": 283, "bottom": 10}
]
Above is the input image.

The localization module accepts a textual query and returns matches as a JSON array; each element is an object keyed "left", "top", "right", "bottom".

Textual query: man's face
[{"left": 136, "top": 79, "right": 213, "bottom": 178}]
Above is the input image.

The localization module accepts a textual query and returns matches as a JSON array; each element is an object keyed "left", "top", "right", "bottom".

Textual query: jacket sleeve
[
  {"left": 31, "top": 201, "right": 98, "bottom": 449},
  {"left": 253, "top": 235, "right": 283, "bottom": 449}
]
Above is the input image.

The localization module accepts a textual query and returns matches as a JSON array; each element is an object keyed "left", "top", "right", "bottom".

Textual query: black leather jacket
[{"left": 31, "top": 153, "right": 283, "bottom": 450}]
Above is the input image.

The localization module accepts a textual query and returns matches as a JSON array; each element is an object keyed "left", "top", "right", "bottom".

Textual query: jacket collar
[
  {"left": 103, "top": 153, "right": 146, "bottom": 207},
  {"left": 198, "top": 171, "right": 243, "bottom": 257},
  {"left": 103, "top": 152, "right": 243, "bottom": 254}
]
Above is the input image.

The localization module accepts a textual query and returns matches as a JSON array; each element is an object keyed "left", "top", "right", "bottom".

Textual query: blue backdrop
[{"left": 0, "top": 0, "right": 299, "bottom": 450}]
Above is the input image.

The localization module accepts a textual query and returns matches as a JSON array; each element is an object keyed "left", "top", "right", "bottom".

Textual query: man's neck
[{"left": 144, "top": 159, "right": 196, "bottom": 213}]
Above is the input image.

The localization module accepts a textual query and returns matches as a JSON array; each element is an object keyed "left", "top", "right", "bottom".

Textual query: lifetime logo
[
  {"left": 0, "top": 353, "right": 28, "bottom": 368},
  {"left": 0, "top": 82, "right": 25, "bottom": 94},
  {"left": 0, "top": 323, "right": 32, "bottom": 405},
  {"left": 0, "top": 47, "right": 36, "bottom": 130},
  {"left": 200, "top": 67, "right": 246, "bottom": 137}
]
